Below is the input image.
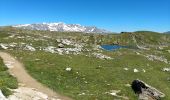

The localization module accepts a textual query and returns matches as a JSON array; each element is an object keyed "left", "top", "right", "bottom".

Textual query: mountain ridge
[
  {"left": 164, "top": 31, "right": 170, "bottom": 34},
  {"left": 13, "top": 22, "right": 111, "bottom": 33}
]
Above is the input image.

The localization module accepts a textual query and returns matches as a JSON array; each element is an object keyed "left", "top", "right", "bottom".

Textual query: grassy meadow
[{"left": 0, "top": 27, "right": 170, "bottom": 99}]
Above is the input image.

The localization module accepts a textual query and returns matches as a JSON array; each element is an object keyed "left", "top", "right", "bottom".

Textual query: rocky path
[{"left": 0, "top": 52, "right": 71, "bottom": 100}]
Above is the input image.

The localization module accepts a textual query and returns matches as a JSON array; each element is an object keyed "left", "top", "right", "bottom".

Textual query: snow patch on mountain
[{"left": 13, "top": 22, "right": 110, "bottom": 33}]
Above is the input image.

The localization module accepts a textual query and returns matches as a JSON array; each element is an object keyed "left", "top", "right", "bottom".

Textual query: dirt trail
[{"left": 0, "top": 52, "right": 71, "bottom": 100}]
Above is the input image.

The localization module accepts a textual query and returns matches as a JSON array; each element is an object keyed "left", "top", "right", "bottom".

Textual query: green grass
[
  {"left": 0, "top": 57, "right": 18, "bottom": 97},
  {"left": 1, "top": 27, "right": 170, "bottom": 47},
  {"left": 1, "top": 27, "right": 170, "bottom": 99},
  {"left": 8, "top": 49, "right": 170, "bottom": 100}
]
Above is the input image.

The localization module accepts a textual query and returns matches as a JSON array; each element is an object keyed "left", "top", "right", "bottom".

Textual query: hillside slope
[{"left": 0, "top": 27, "right": 170, "bottom": 100}]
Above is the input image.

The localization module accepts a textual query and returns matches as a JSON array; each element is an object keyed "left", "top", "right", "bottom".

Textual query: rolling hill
[{"left": 0, "top": 26, "right": 170, "bottom": 100}]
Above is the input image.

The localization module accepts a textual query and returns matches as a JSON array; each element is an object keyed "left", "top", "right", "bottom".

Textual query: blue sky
[{"left": 0, "top": 0, "right": 169, "bottom": 32}]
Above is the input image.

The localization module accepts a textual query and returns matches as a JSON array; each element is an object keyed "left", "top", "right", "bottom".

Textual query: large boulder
[{"left": 131, "top": 79, "right": 165, "bottom": 100}]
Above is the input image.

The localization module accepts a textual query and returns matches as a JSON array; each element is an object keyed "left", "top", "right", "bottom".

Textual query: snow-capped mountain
[{"left": 13, "top": 22, "right": 110, "bottom": 33}]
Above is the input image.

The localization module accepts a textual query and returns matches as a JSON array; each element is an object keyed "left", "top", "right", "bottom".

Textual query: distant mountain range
[
  {"left": 13, "top": 22, "right": 110, "bottom": 33},
  {"left": 164, "top": 31, "right": 170, "bottom": 34}
]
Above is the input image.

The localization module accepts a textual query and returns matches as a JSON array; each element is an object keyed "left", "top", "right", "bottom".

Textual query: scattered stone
[
  {"left": 137, "top": 45, "right": 150, "bottom": 50},
  {"left": 134, "top": 69, "right": 139, "bottom": 73},
  {"left": 61, "top": 39, "right": 72, "bottom": 45},
  {"left": 44, "top": 46, "right": 56, "bottom": 53},
  {"left": 142, "top": 69, "right": 146, "bottom": 73},
  {"left": 0, "top": 43, "right": 8, "bottom": 49},
  {"left": 56, "top": 48, "right": 63, "bottom": 55},
  {"left": 16, "top": 36, "right": 25, "bottom": 39},
  {"left": 136, "top": 52, "right": 140, "bottom": 55},
  {"left": 65, "top": 67, "right": 72, "bottom": 71},
  {"left": 9, "top": 43, "right": 17, "bottom": 47},
  {"left": 105, "top": 90, "right": 121, "bottom": 96},
  {"left": 125, "top": 84, "right": 131, "bottom": 87},
  {"left": 56, "top": 48, "right": 81, "bottom": 55},
  {"left": 78, "top": 92, "right": 86, "bottom": 96},
  {"left": 106, "top": 90, "right": 129, "bottom": 99},
  {"left": 21, "top": 42, "right": 26, "bottom": 45},
  {"left": 109, "top": 90, "right": 120, "bottom": 96},
  {"left": 56, "top": 39, "right": 61, "bottom": 43},
  {"left": 4, "top": 61, "right": 15, "bottom": 68},
  {"left": 44, "top": 45, "right": 82, "bottom": 55},
  {"left": 162, "top": 68, "right": 170, "bottom": 72},
  {"left": 134, "top": 52, "right": 169, "bottom": 64},
  {"left": 124, "top": 68, "right": 129, "bottom": 71},
  {"left": 25, "top": 45, "right": 36, "bottom": 51},
  {"left": 92, "top": 52, "right": 113, "bottom": 60},
  {"left": 146, "top": 55, "right": 169, "bottom": 64},
  {"left": 107, "top": 84, "right": 111, "bottom": 86},
  {"left": 43, "top": 35, "right": 51, "bottom": 39},
  {"left": 58, "top": 43, "right": 64, "bottom": 48},
  {"left": 35, "top": 59, "right": 41, "bottom": 61}
]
